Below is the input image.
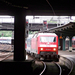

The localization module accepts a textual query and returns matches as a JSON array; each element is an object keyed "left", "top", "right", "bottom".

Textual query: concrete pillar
[
  {"left": 14, "top": 10, "right": 26, "bottom": 61},
  {"left": 63, "top": 37, "right": 66, "bottom": 51}
]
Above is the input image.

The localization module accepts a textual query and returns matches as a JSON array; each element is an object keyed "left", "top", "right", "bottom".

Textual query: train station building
[{"left": 0, "top": 0, "right": 75, "bottom": 74}]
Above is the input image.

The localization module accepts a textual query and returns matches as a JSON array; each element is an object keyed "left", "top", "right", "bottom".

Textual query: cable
[
  {"left": 1, "top": 0, "right": 28, "bottom": 9},
  {"left": 46, "top": 0, "right": 56, "bottom": 16}
]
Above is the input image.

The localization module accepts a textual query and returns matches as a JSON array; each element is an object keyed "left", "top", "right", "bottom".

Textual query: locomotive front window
[{"left": 40, "top": 36, "right": 56, "bottom": 42}]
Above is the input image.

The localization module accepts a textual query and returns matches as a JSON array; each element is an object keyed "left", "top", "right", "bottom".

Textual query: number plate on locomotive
[{"left": 46, "top": 45, "right": 50, "bottom": 47}]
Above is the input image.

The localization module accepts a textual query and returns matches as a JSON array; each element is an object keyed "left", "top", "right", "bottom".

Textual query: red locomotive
[{"left": 27, "top": 32, "right": 59, "bottom": 61}]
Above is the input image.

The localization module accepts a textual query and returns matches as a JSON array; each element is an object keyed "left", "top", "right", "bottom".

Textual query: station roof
[
  {"left": 48, "top": 22, "right": 75, "bottom": 37},
  {"left": 0, "top": 0, "right": 75, "bottom": 15}
]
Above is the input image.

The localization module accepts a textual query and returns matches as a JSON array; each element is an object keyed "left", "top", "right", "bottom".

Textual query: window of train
[
  {"left": 40, "top": 36, "right": 56, "bottom": 42},
  {"left": 33, "top": 34, "right": 37, "bottom": 38}
]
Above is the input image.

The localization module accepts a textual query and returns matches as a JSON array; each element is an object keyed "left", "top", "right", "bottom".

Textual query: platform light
[{"left": 59, "top": 36, "right": 63, "bottom": 39}]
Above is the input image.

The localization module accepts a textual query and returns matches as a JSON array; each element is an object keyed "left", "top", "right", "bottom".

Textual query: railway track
[
  {"left": 28, "top": 54, "right": 74, "bottom": 75},
  {"left": 0, "top": 51, "right": 13, "bottom": 61},
  {"left": 38, "top": 61, "right": 72, "bottom": 75},
  {"left": 0, "top": 43, "right": 74, "bottom": 75},
  {"left": 39, "top": 61, "right": 62, "bottom": 75},
  {"left": 40, "top": 57, "right": 73, "bottom": 75},
  {"left": 0, "top": 43, "right": 13, "bottom": 61},
  {"left": 39, "top": 61, "right": 46, "bottom": 75},
  {"left": 59, "top": 56, "right": 73, "bottom": 75},
  {"left": 0, "top": 43, "right": 12, "bottom": 52},
  {"left": 0, "top": 53, "right": 73, "bottom": 75}
]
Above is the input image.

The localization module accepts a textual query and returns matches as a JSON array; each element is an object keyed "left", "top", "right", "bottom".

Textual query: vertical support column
[
  {"left": 63, "top": 37, "right": 66, "bottom": 51},
  {"left": 60, "top": 39, "right": 63, "bottom": 50},
  {"left": 58, "top": 36, "right": 60, "bottom": 50},
  {"left": 14, "top": 10, "right": 26, "bottom": 61},
  {"left": 69, "top": 37, "right": 72, "bottom": 47},
  {"left": 11, "top": 31, "right": 14, "bottom": 50},
  {"left": 69, "top": 36, "right": 72, "bottom": 51},
  {"left": 59, "top": 35, "right": 63, "bottom": 50},
  {"left": 58, "top": 38, "right": 60, "bottom": 45}
]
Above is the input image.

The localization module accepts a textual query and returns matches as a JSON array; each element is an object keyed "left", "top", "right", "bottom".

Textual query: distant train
[
  {"left": 0, "top": 37, "right": 12, "bottom": 44},
  {"left": 72, "top": 37, "right": 75, "bottom": 50},
  {"left": 26, "top": 34, "right": 33, "bottom": 53},
  {"left": 26, "top": 32, "right": 59, "bottom": 61},
  {"left": 65, "top": 37, "right": 75, "bottom": 50}
]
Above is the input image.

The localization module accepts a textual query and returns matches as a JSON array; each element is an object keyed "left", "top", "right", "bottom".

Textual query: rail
[
  {"left": 39, "top": 56, "right": 74, "bottom": 75},
  {"left": 0, "top": 53, "right": 13, "bottom": 61},
  {"left": 39, "top": 61, "right": 62, "bottom": 75},
  {"left": 59, "top": 56, "right": 74, "bottom": 75},
  {"left": 0, "top": 50, "right": 13, "bottom": 61},
  {"left": 0, "top": 50, "right": 13, "bottom": 56},
  {"left": 54, "top": 62, "right": 62, "bottom": 75},
  {"left": 39, "top": 61, "right": 46, "bottom": 75}
]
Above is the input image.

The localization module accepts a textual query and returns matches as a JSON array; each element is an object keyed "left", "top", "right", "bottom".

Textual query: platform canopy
[{"left": 48, "top": 22, "right": 75, "bottom": 37}]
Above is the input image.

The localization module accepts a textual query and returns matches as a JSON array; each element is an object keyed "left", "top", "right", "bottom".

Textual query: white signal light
[
  {"left": 53, "top": 48, "right": 56, "bottom": 51},
  {"left": 41, "top": 48, "right": 43, "bottom": 51}
]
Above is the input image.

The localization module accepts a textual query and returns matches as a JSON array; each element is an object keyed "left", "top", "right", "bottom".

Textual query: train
[
  {"left": 26, "top": 32, "right": 59, "bottom": 61},
  {"left": 65, "top": 36, "right": 75, "bottom": 50},
  {"left": 26, "top": 34, "right": 33, "bottom": 53},
  {"left": 0, "top": 37, "right": 12, "bottom": 44},
  {"left": 72, "top": 37, "right": 75, "bottom": 50}
]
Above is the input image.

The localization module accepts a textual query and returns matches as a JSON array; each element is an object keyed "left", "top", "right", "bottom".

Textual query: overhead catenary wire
[{"left": 46, "top": 0, "right": 56, "bottom": 16}]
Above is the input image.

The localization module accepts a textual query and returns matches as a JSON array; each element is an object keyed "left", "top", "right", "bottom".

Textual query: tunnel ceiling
[
  {"left": 0, "top": 0, "right": 75, "bottom": 15},
  {"left": 49, "top": 22, "right": 75, "bottom": 37}
]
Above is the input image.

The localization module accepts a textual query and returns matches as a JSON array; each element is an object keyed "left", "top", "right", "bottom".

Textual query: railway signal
[{"left": 43, "top": 20, "right": 48, "bottom": 30}]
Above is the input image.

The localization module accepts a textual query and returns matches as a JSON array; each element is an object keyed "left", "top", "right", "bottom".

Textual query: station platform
[{"left": 58, "top": 50, "right": 75, "bottom": 56}]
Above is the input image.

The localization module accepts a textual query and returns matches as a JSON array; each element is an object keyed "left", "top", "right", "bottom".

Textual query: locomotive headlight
[
  {"left": 53, "top": 48, "right": 56, "bottom": 51},
  {"left": 40, "top": 48, "right": 43, "bottom": 51}
]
